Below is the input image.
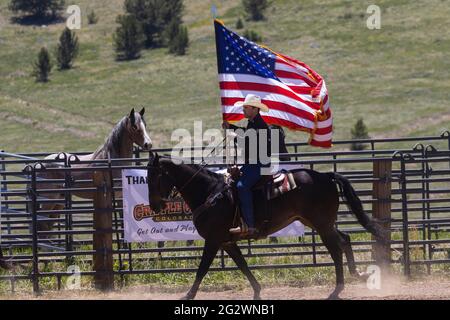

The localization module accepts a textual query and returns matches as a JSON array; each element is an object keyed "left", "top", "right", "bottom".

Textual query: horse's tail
[{"left": 331, "top": 172, "right": 387, "bottom": 242}]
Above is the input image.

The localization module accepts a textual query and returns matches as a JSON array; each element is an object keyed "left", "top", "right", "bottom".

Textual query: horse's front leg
[
  {"left": 223, "top": 242, "right": 261, "bottom": 299},
  {"left": 181, "top": 240, "right": 220, "bottom": 300}
]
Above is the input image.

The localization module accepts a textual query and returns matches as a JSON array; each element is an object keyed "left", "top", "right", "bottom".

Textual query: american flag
[{"left": 214, "top": 20, "right": 332, "bottom": 148}]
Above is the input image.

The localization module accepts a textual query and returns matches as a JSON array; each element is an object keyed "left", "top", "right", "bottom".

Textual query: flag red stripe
[
  {"left": 277, "top": 54, "right": 324, "bottom": 83},
  {"left": 221, "top": 97, "right": 317, "bottom": 122},
  {"left": 222, "top": 113, "right": 244, "bottom": 122},
  {"left": 223, "top": 114, "right": 316, "bottom": 135},
  {"left": 261, "top": 116, "right": 312, "bottom": 132},
  {"left": 310, "top": 139, "right": 332, "bottom": 148},
  {"left": 315, "top": 126, "right": 333, "bottom": 135},
  {"left": 220, "top": 81, "right": 318, "bottom": 109},
  {"left": 275, "top": 58, "right": 309, "bottom": 74},
  {"left": 274, "top": 70, "right": 317, "bottom": 87},
  {"left": 222, "top": 114, "right": 332, "bottom": 139}
]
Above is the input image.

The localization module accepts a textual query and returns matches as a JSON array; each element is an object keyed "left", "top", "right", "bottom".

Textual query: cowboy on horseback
[{"left": 222, "top": 94, "right": 273, "bottom": 238}]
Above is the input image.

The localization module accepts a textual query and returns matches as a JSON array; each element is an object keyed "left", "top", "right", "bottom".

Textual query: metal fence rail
[{"left": 1, "top": 132, "right": 450, "bottom": 293}]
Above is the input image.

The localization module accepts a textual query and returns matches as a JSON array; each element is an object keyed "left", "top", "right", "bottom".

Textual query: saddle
[{"left": 252, "top": 170, "right": 297, "bottom": 200}]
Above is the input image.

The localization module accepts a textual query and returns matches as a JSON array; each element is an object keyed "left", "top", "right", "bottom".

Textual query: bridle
[{"left": 147, "top": 162, "right": 178, "bottom": 202}]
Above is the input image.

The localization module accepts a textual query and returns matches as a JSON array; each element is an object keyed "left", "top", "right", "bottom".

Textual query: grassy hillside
[{"left": 0, "top": 0, "right": 449, "bottom": 154}]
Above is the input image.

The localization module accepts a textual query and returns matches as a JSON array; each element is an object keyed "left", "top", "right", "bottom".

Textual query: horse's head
[
  {"left": 126, "top": 107, "right": 152, "bottom": 151},
  {"left": 147, "top": 152, "right": 174, "bottom": 214}
]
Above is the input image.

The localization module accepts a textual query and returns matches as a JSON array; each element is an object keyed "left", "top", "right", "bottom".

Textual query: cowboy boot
[{"left": 229, "top": 219, "right": 248, "bottom": 234}]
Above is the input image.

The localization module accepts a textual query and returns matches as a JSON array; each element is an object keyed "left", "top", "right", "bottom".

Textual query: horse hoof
[
  {"left": 327, "top": 293, "right": 341, "bottom": 300},
  {"left": 327, "top": 284, "right": 344, "bottom": 300},
  {"left": 180, "top": 293, "right": 195, "bottom": 300},
  {"left": 357, "top": 271, "right": 371, "bottom": 282}
]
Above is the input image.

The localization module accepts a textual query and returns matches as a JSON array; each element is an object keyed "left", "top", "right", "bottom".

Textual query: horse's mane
[
  {"left": 189, "top": 163, "right": 223, "bottom": 181},
  {"left": 93, "top": 116, "right": 128, "bottom": 159},
  {"left": 159, "top": 156, "right": 223, "bottom": 182}
]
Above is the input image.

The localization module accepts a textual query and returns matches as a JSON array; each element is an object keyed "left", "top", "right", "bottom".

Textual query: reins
[{"left": 148, "top": 136, "right": 227, "bottom": 195}]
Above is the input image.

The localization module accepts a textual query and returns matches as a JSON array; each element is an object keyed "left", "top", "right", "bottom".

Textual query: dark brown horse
[{"left": 147, "top": 153, "right": 385, "bottom": 300}]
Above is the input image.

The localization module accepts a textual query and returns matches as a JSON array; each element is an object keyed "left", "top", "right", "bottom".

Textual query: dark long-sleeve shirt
[{"left": 228, "top": 113, "right": 272, "bottom": 166}]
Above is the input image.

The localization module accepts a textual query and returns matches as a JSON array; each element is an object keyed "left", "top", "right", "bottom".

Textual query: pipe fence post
[
  {"left": 30, "top": 166, "right": 40, "bottom": 294},
  {"left": 399, "top": 156, "right": 411, "bottom": 277}
]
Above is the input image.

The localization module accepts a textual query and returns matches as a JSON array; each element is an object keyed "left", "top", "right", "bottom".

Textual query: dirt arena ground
[{"left": 2, "top": 276, "right": 450, "bottom": 300}]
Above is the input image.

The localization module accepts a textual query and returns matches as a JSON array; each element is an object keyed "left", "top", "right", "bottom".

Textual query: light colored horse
[{"left": 37, "top": 108, "right": 152, "bottom": 232}]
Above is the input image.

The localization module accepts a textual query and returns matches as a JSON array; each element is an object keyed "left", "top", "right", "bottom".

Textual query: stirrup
[
  {"left": 229, "top": 226, "right": 243, "bottom": 234},
  {"left": 229, "top": 220, "right": 248, "bottom": 234}
]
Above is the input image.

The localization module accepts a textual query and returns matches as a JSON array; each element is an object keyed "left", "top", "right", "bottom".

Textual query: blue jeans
[{"left": 236, "top": 164, "right": 262, "bottom": 228}]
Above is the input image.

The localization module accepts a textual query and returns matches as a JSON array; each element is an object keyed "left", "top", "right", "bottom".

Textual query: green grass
[
  {"left": 2, "top": 227, "right": 449, "bottom": 294},
  {"left": 0, "top": 0, "right": 449, "bottom": 154}
]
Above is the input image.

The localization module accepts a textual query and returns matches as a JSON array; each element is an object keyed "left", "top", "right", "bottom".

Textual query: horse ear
[
  {"left": 148, "top": 151, "right": 155, "bottom": 164},
  {"left": 129, "top": 108, "right": 135, "bottom": 124},
  {"left": 139, "top": 107, "right": 145, "bottom": 116},
  {"left": 153, "top": 152, "right": 160, "bottom": 165}
]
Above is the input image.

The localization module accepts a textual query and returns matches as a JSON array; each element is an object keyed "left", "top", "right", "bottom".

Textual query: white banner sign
[{"left": 122, "top": 169, "right": 304, "bottom": 242}]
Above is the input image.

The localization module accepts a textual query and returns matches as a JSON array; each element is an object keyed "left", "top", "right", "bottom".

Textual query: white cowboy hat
[{"left": 234, "top": 94, "right": 269, "bottom": 113}]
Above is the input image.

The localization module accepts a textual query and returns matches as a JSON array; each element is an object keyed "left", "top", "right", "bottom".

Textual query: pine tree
[
  {"left": 164, "top": 18, "right": 180, "bottom": 46},
  {"left": 243, "top": 29, "right": 262, "bottom": 42},
  {"left": 87, "top": 10, "right": 98, "bottom": 25},
  {"left": 56, "top": 27, "right": 79, "bottom": 70},
  {"left": 33, "top": 47, "right": 52, "bottom": 82},
  {"left": 350, "top": 118, "right": 370, "bottom": 151},
  {"left": 124, "top": 0, "right": 184, "bottom": 48},
  {"left": 236, "top": 17, "right": 244, "bottom": 29},
  {"left": 168, "top": 25, "right": 189, "bottom": 56},
  {"left": 9, "top": 0, "right": 65, "bottom": 18},
  {"left": 242, "top": 0, "right": 269, "bottom": 21},
  {"left": 113, "top": 14, "right": 144, "bottom": 61}
]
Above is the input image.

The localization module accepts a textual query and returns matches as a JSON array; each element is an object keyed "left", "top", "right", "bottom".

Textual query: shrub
[
  {"left": 87, "top": 10, "right": 98, "bottom": 24},
  {"left": 243, "top": 29, "right": 262, "bottom": 42},
  {"left": 124, "top": 0, "right": 184, "bottom": 48},
  {"left": 113, "top": 14, "right": 145, "bottom": 61},
  {"left": 32, "top": 47, "right": 52, "bottom": 82},
  {"left": 56, "top": 27, "right": 79, "bottom": 70},
  {"left": 236, "top": 17, "right": 244, "bottom": 29},
  {"left": 350, "top": 118, "right": 370, "bottom": 151},
  {"left": 168, "top": 25, "right": 189, "bottom": 56},
  {"left": 242, "top": 0, "right": 269, "bottom": 21},
  {"left": 9, "top": 0, "right": 65, "bottom": 18}
]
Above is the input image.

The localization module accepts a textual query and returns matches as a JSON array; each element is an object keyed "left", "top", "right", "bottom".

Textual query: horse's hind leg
[
  {"left": 319, "top": 228, "right": 344, "bottom": 300},
  {"left": 337, "top": 230, "right": 358, "bottom": 276},
  {"left": 182, "top": 240, "right": 220, "bottom": 300},
  {"left": 223, "top": 242, "right": 261, "bottom": 300},
  {"left": 337, "top": 230, "right": 371, "bottom": 281}
]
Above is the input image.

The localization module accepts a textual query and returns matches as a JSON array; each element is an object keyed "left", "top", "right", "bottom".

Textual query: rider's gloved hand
[{"left": 228, "top": 165, "right": 241, "bottom": 181}]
